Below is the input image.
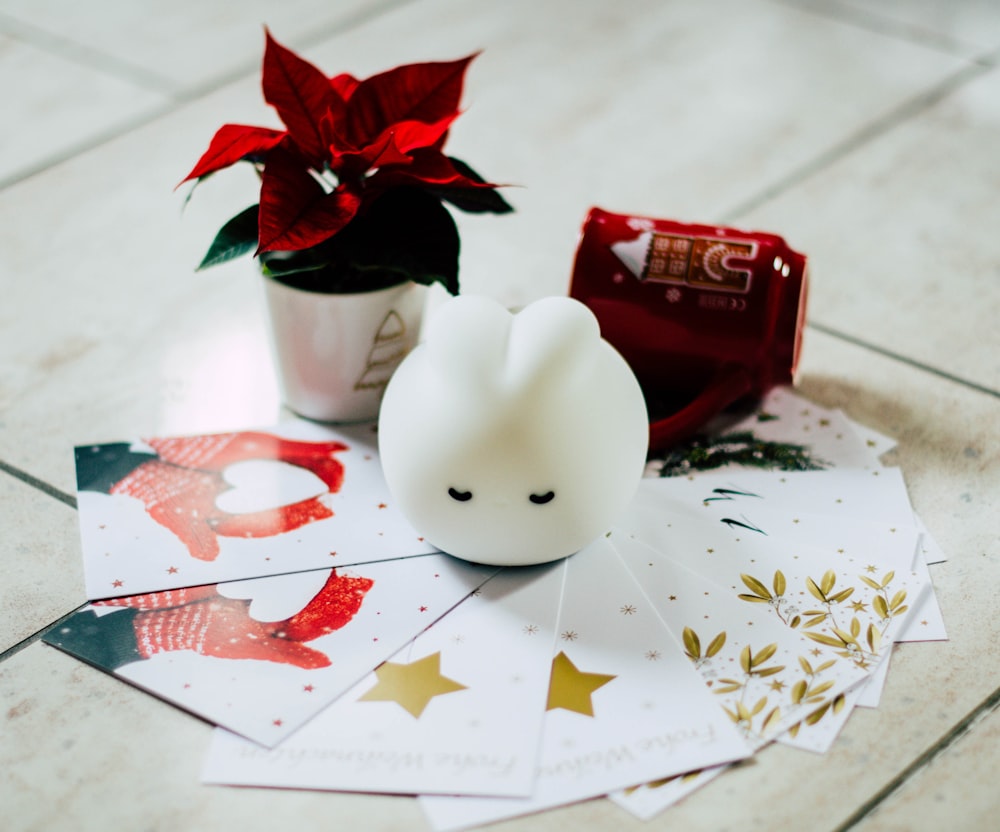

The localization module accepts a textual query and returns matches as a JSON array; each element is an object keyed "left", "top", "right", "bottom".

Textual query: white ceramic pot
[{"left": 262, "top": 276, "right": 428, "bottom": 422}]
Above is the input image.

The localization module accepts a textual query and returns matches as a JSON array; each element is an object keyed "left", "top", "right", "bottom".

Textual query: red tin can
[{"left": 569, "top": 207, "right": 809, "bottom": 452}]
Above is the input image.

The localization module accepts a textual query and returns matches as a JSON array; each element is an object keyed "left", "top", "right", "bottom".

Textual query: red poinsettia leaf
[
  {"left": 371, "top": 147, "right": 500, "bottom": 191},
  {"left": 330, "top": 72, "right": 359, "bottom": 100},
  {"left": 261, "top": 29, "right": 342, "bottom": 163},
  {"left": 179, "top": 123, "right": 285, "bottom": 185},
  {"left": 384, "top": 113, "right": 458, "bottom": 154},
  {"left": 328, "top": 132, "right": 410, "bottom": 182},
  {"left": 345, "top": 53, "right": 477, "bottom": 146},
  {"left": 257, "top": 149, "right": 360, "bottom": 253}
]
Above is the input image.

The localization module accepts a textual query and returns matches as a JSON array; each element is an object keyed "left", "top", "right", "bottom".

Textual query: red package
[{"left": 569, "top": 207, "right": 809, "bottom": 452}]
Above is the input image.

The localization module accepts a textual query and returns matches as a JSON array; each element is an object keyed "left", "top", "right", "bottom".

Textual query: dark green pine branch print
[{"left": 655, "top": 431, "right": 830, "bottom": 477}]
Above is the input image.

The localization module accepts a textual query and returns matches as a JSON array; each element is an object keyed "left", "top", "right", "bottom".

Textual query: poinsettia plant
[{"left": 180, "top": 30, "right": 511, "bottom": 294}]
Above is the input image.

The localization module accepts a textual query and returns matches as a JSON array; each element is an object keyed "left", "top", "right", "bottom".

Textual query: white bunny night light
[{"left": 378, "top": 294, "right": 648, "bottom": 566}]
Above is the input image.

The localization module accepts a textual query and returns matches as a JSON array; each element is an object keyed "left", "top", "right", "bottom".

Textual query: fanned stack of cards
[{"left": 45, "top": 388, "right": 947, "bottom": 829}]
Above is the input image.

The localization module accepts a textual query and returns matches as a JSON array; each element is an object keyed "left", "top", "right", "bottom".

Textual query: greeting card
[
  {"left": 75, "top": 422, "right": 435, "bottom": 599},
  {"left": 609, "top": 764, "right": 729, "bottom": 821},
  {"left": 647, "top": 388, "right": 886, "bottom": 478},
  {"left": 611, "top": 532, "right": 872, "bottom": 748},
  {"left": 420, "top": 536, "right": 751, "bottom": 831},
  {"left": 203, "top": 562, "right": 566, "bottom": 797},
  {"left": 45, "top": 554, "right": 496, "bottom": 745}
]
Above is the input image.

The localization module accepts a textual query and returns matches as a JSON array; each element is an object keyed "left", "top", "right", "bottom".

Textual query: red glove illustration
[
  {"left": 109, "top": 432, "right": 348, "bottom": 561},
  {"left": 95, "top": 570, "right": 374, "bottom": 669}
]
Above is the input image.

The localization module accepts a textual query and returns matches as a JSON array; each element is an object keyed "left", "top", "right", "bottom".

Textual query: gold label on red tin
[{"left": 643, "top": 233, "right": 757, "bottom": 293}]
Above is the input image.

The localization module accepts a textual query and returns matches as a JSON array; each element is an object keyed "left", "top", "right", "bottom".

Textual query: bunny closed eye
[
  {"left": 448, "top": 487, "right": 473, "bottom": 502},
  {"left": 529, "top": 491, "right": 555, "bottom": 505}
]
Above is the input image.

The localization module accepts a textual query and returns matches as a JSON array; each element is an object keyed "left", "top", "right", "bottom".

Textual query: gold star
[
  {"left": 866, "top": 565, "right": 878, "bottom": 573},
  {"left": 769, "top": 680, "right": 786, "bottom": 692},
  {"left": 358, "top": 652, "right": 467, "bottom": 718},
  {"left": 546, "top": 651, "right": 616, "bottom": 717},
  {"left": 850, "top": 600, "right": 868, "bottom": 612}
]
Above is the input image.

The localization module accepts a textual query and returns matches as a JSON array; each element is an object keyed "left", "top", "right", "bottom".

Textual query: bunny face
[{"left": 378, "top": 295, "right": 648, "bottom": 566}]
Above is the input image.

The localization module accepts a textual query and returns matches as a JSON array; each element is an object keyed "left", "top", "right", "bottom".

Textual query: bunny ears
[{"left": 421, "top": 295, "right": 605, "bottom": 409}]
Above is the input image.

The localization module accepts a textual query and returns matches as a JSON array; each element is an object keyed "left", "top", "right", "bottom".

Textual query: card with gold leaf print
[
  {"left": 75, "top": 421, "right": 436, "bottom": 600},
  {"left": 45, "top": 554, "right": 497, "bottom": 746},
  {"left": 616, "top": 484, "right": 931, "bottom": 752},
  {"left": 633, "top": 490, "right": 948, "bottom": 641},
  {"left": 420, "top": 536, "right": 750, "bottom": 831},
  {"left": 629, "top": 476, "right": 947, "bottom": 645},
  {"left": 611, "top": 532, "right": 871, "bottom": 750},
  {"left": 202, "top": 561, "right": 566, "bottom": 797}
]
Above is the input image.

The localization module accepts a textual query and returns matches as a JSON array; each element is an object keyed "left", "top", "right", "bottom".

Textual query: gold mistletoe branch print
[{"left": 737, "top": 568, "right": 909, "bottom": 670}]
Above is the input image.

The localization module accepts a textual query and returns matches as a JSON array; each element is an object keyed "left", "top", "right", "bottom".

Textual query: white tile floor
[{"left": 1, "top": 1, "right": 998, "bottom": 830}]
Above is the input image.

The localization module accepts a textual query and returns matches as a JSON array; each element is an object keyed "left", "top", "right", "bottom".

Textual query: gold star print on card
[
  {"left": 546, "top": 651, "right": 616, "bottom": 717},
  {"left": 358, "top": 652, "right": 467, "bottom": 718}
]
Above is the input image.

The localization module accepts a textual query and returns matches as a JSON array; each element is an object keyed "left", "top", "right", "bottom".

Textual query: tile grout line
[
  {"left": 806, "top": 322, "right": 1000, "bottom": 399},
  {"left": 833, "top": 683, "right": 1000, "bottom": 831},
  {"left": 0, "top": 459, "right": 77, "bottom": 507},
  {"left": 0, "top": 10, "right": 181, "bottom": 95},
  {"left": 0, "top": 605, "right": 87, "bottom": 666},
  {"left": 0, "top": 0, "right": 421, "bottom": 193},
  {"left": 718, "top": 55, "right": 996, "bottom": 225},
  {"left": 770, "top": 0, "right": 993, "bottom": 60}
]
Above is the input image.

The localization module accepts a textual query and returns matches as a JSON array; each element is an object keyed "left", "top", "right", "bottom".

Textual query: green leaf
[
  {"left": 197, "top": 204, "right": 259, "bottom": 270},
  {"left": 432, "top": 157, "right": 514, "bottom": 214}
]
